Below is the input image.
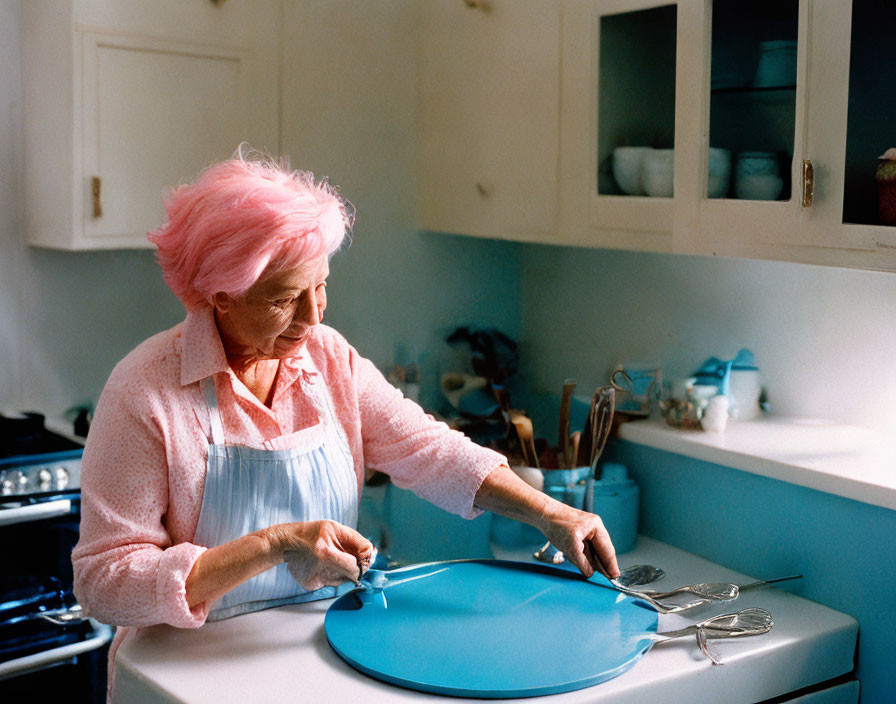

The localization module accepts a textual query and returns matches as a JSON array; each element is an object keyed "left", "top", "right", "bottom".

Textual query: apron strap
[{"left": 200, "top": 376, "right": 226, "bottom": 446}]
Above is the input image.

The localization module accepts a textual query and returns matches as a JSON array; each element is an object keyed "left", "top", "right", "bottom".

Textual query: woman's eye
[{"left": 273, "top": 297, "right": 294, "bottom": 308}]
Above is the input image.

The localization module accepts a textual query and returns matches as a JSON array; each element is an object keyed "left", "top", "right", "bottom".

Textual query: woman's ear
[{"left": 211, "top": 292, "right": 232, "bottom": 314}]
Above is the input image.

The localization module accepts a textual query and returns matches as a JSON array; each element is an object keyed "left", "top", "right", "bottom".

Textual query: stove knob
[
  {"left": 38, "top": 467, "right": 54, "bottom": 486},
  {"left": 1, "top": 472, "right": 14, "bottom": 495},
  {"left": 5, "top": 470, "right": 29, "bottom": 492},
  {"left": 54, "top": 466, "right": 70, "bottom": 488}
]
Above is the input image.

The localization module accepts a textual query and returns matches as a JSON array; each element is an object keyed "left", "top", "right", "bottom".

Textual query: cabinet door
[
  {"left": 21, "top": 0, "right": 279, "bottom": 251},
  {"left": 416, "top": 0, "right": 560, "bottom": 242},
  {"left": 799, "top": 0, "right": 896, "bottom": 270},
  {"left": 560, "top": 0, "right": 698, "bottom": 253},
  {"left": 80, "top": 32, "right": 247, "bottom": 247},
  {"left": 676, "top": 0, "right": 809, "bottom": 260}
]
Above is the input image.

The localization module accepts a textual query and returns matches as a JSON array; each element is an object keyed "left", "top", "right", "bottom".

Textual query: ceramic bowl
[
  {"left": 641, "top": 148, "right": 674, "bottom": 198},
  {"left": 735, "top": 173, "right": 784, "bottom": 201},
  {"left": 612, "top": 146, "right": 653, "bottom": 195},
  {"left": 707, "top": 147, "right": 732, "bottom": 198},
  {"left": 753, "top": 39, "right": 798, "bottom": 88},
  {"left": 736, "top": 152, "right": 779, "bottom": 178}
]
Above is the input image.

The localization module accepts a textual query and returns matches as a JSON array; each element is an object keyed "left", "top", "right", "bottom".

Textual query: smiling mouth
[{"left": 279, "top": 333, "right": 307, "bottom": 344}]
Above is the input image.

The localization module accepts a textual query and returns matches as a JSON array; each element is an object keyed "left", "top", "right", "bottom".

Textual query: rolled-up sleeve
[
  {"left": 353, "top": 352, "right": 506, "bottom": 520},
  {"left": 72, "top": 367, "right": 209, "bottom": 629}
]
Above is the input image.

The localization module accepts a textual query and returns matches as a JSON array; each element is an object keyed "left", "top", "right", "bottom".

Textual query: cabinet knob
[
  {"left": 462, "top": 0, "right": 491, "bottom": 11},
  {"left": 800, "top": 159, "right": 814, "bottom": 208},
  {"left": 91, "top": 176, "right": 103, "bottom": 218}
]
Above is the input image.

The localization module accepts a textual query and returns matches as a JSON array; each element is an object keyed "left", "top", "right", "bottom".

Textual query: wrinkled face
[{"left": 213, "top": 254, "right": 329, "bottom": 361}]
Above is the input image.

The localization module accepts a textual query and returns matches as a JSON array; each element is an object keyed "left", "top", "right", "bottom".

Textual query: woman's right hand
[{"left": 263, "top": 520, "right": 375, "bottom": 591}]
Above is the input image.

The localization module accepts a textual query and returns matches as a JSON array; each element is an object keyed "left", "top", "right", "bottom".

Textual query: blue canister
[
  {"left": 591, "top": 463, "right": 639, "bottom": 554},
  {"left": 541, "top": 464, "right": 639, "bottom": 554}
]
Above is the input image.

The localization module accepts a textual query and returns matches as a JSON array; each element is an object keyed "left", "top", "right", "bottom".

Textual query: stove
[{"left": 0, "top": 412, "right": 112, "bottom": 702}]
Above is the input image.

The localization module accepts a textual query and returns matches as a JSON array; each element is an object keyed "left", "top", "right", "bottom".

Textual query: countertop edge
[{"left": 618, "top": 417, "right": 896, "bottom": 511}]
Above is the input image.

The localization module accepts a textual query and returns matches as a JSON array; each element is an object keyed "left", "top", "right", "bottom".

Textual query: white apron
[{"left": 192, "top": 357, "right": 359, "bottom": 621}]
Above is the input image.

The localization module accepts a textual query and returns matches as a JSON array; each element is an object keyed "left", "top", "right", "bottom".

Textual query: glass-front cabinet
[
  {"left": 675, "top": 0, "right": 807, "bottom": 258},
  {"left": 799, "top": 0, "right": 896, "bottom": 266},
  {"left": 422, "top": 0, "right": 894, "bottom": 271},
  {"left": 559, "top": 0, "right": 700, "bottom": 252},
  {"left": 560, "top": 0, "right": 896, "bottom": 271},
  {"left": 682, "top": 0, "right": 896, "bottom": 268}
]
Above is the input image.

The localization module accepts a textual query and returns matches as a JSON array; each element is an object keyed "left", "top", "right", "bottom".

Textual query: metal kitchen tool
[
  {"left": 584, "top": 386, "right": 615, "bottom": 513},
  {"left": 617, "top": 564, "right": 666, "bottom": 587},
  {"left": 642, "top": 575, "right": 802, "bottom": 602},
  {"left": 327, "top": 559, "right": 659, "bottom": 697},
  {"left": 648, "top": 608, "right": 774, "bottom": 665},
  {"left": 603, "top": 579, "right": 707, "bottom": 614}
]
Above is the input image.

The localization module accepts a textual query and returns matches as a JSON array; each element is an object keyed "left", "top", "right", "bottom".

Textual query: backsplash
[{"left": 518, "top": 244, "right": 896, "bottom": 435}]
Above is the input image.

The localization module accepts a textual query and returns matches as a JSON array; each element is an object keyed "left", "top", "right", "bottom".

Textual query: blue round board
[{"left": 325, "top": 559, "right": 658, "bottom": 699}]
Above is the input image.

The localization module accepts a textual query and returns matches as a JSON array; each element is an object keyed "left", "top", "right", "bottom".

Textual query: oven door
[{"left": 0, "top": 499, "right": 113, "bottom": 701}]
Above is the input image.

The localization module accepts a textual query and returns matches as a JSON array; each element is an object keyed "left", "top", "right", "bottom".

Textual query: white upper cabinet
[
  {"left": 675, "top": 0, "right": 896, "bottom": 270},
  {"left": 21, "top": 0, "right": 279, "bottom": 250},
  {"left": 416, "top": 0, "right": 561, "bottom": 242},
  {"left": 419, "top": 0, "right": 896, "bottom": 272}
]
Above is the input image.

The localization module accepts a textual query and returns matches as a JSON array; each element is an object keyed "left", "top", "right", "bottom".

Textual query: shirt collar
[{"left": 180, "top": 307, "right": 232, "bottom": 387}]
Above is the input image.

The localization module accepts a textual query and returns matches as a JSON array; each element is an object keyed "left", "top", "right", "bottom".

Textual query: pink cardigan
[{"left": 72, "top": 307, "right": 505, "bottom": 631}]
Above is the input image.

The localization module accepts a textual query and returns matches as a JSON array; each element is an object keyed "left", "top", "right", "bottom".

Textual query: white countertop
[
  {"left": 619, "top": 417, "right": 896, "bottom": 511},
  {"left": 114, "top": 536, "right": 857, "bottom": 704}
]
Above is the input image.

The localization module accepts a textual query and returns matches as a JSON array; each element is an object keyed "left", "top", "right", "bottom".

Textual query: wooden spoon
[
  {"left": 569, "top": 431, "right": 581, "bottom": 469},
  {"left": 558, "top": 378, "right": 576, "bottom": 469},
  {"left": 511, "top": 414, "right": 539, "bottom": 469}
]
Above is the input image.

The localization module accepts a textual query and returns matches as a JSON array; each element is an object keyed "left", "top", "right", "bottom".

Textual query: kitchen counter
[
  {"left": 619, "top": 417, "right": 896, "bottom": 511},
  {"left": 114, "top": 536, "right": 857, "bottom": 704}
]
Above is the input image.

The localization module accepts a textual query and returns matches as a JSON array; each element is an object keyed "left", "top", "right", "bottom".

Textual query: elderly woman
[{"left": 72, "top": 149, "right": 619, "bottom": 687}]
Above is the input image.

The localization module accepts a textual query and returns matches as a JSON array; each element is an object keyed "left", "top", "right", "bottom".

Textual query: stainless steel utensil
[
  {"left": 643, "top": 574, "right": 803, "bottom": 601},
  {"left": 605, "top": 579, "right": 707, "bottom": 614},
  {"left": 617, "top": 564, "right": 666, "bottom": 587},
  {"left": 584, "top": 386, "right": 615, "bottom": 513},
  {"left": 650, "top": 608, "right": 774, "bottom": 665}
]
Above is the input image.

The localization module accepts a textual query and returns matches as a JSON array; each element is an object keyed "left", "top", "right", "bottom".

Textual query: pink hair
[{"left": 148, "top": 146, "right": 353, "bottom": 311}]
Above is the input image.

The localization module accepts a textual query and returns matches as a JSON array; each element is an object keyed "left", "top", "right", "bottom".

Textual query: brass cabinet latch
[
  {"left": 91, "top": 176, "right": 103, "bottom": 218},
  {"left": 801, "top": 159, "right": 814, "bottom": 208}
]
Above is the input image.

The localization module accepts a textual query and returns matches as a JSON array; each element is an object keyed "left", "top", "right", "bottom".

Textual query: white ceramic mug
[{"left": 612, "top": 146, "right": 653, "bottom": 195}]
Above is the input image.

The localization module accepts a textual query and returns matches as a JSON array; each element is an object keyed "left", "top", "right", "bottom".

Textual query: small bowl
[
  {"left": 736, "top": 152, "right": 779, "bottom": 178},
  {"left": 735, "top": 173, "right": 784, "bottom": 201},
  {"left": 641, "top": 148, "right": 674, "bottom": 198},
  {"left": 612, "top": 147, "right": 653, "bottom": 195}
]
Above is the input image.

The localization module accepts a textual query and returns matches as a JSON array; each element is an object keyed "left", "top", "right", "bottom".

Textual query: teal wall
[{"left": 609, "top": 440, "right": 895, "bottom": 704}]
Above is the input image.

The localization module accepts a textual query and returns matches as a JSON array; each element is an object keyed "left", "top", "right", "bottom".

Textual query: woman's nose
[{"left": 297, "top": 288, "right": 324, "bottom": 326}]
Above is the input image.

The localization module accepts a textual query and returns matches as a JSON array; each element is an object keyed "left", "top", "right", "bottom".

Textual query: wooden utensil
[
  {"left": 558, "top": 378, "right": 576, "bottom": 469},
  {"left": 511, "top": 414, "right": 539, "bottom": 468},
  {"left": 569, "top": 431, "right": 581, "bottom": 469}
]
